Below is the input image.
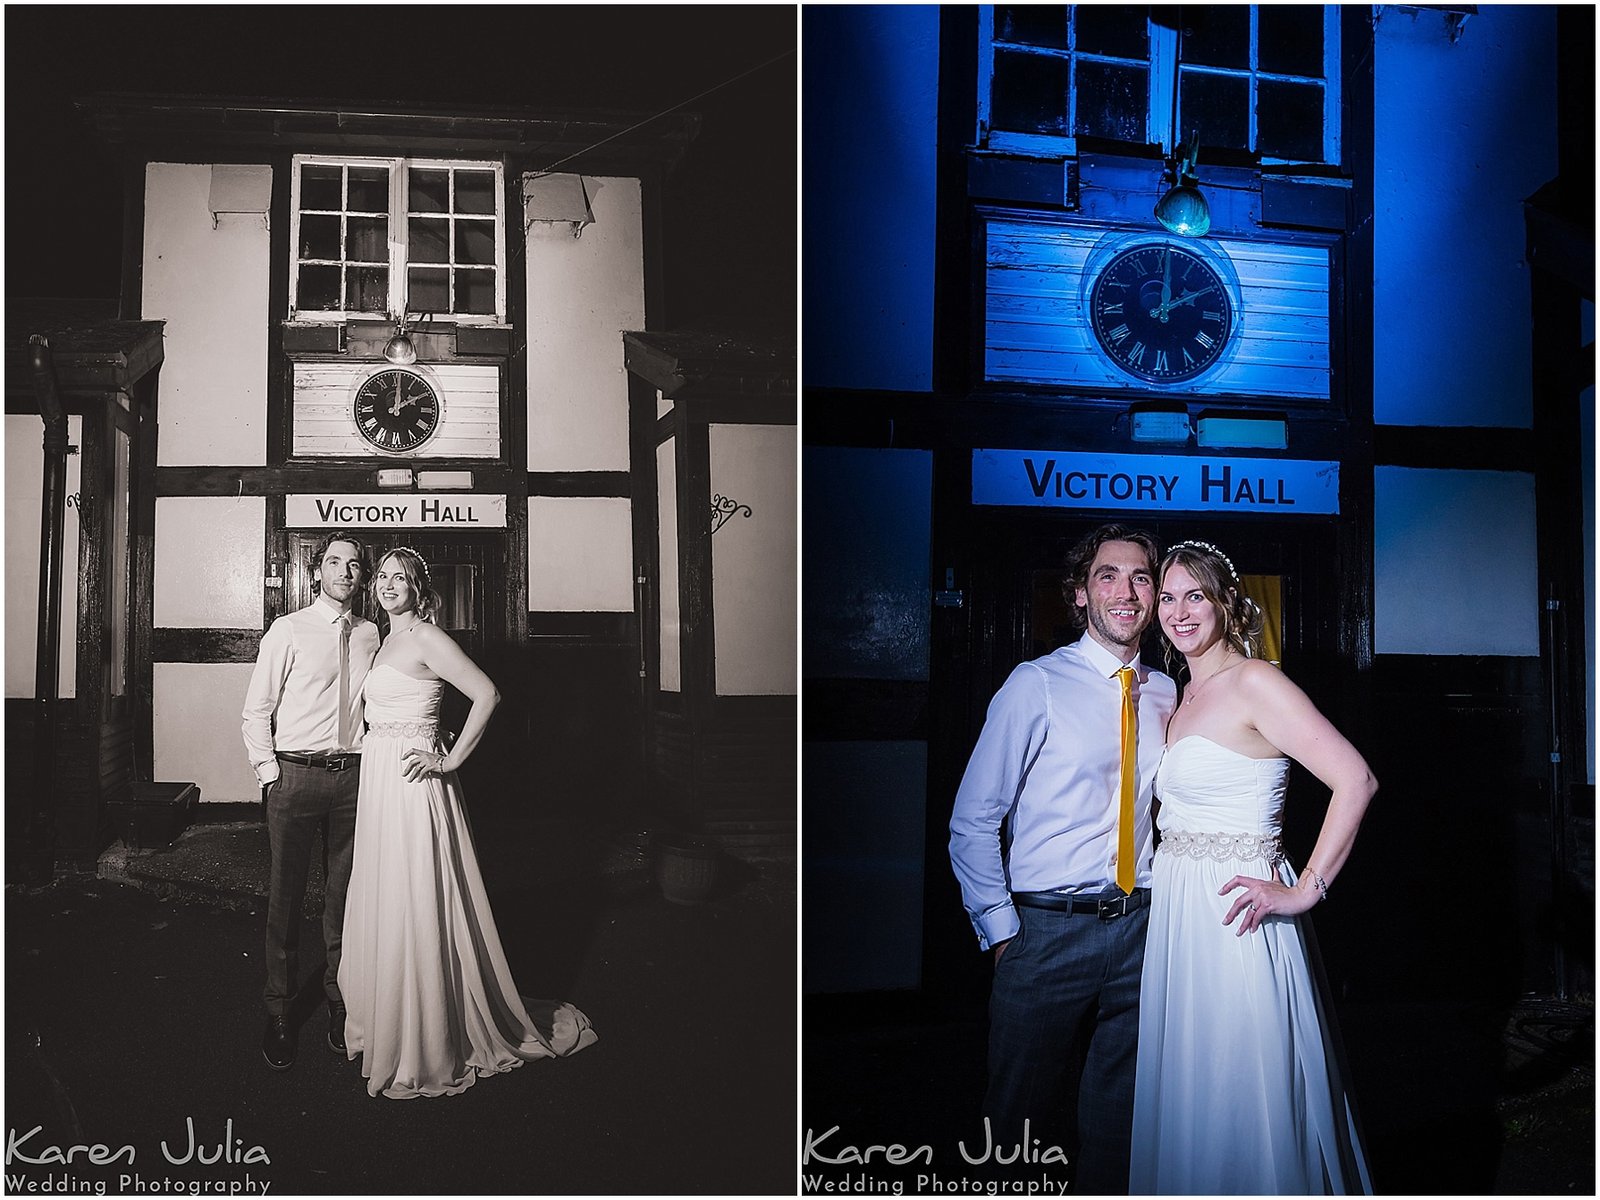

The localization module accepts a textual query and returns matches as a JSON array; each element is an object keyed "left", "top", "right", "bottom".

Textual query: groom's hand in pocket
[{"left": 993, "top": 939, "right": 1011, "bottom": 966}]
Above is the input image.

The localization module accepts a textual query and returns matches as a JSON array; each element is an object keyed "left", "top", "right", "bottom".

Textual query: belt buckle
[
  {"left": 1097, "top": 895, "right": 1127, "bottom": 921},
  {"left": 328, "top": 756, "right": 351, "bottom": 773}
]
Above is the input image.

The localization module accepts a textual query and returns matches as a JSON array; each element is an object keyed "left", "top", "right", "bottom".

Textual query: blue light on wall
[{"left": 802, "top": 6, "right": 939, "bottom": 392}]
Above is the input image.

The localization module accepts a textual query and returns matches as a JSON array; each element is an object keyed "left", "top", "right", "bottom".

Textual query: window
[
  {"left": 979, "top": 5, "right": 1340, "bottom": 165},
  {"left": 290, "top": 156, "right": 506, "bottom": 324}
]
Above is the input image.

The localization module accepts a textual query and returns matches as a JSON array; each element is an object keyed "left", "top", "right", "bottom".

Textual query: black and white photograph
[
  {"left": 6, "top": 5, "right": 795, "bottom": 1194},
  {"left": 802, "top": 5, "right": 1593, "bottom": 1196}
]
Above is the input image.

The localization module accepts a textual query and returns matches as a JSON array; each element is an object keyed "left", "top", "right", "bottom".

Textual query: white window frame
[
  {"left": 288, "top": 154, "right": 507, "bottom": 326},
  {"left": 977, "top": 6, "right": 1340, "bottom": 165}
]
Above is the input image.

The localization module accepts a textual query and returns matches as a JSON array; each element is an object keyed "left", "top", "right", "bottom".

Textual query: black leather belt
[
  {"left": 1013, "top": 889, "right": 1149, "bottom": 919},
  {"left": 278, "top": 752, "right": 360, "bottom": 772}
]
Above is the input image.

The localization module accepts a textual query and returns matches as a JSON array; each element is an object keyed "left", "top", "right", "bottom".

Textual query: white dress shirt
[
  {"left": 949, "top": 634, "right": 1177, "bottom": 950},
  {"left": 241, "top": 595, "right": 380, "bottom": 786}
]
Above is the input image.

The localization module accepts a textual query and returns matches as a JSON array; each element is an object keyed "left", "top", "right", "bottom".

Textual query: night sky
[{"left": 5, "top": 5, "right": 795, "bottom": 338}]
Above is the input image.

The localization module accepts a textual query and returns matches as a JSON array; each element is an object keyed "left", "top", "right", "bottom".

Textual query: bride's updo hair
[
  {"left": 1157, "top": 540, "right": 1263, "bottom": 659},
  {"left": 374, "top": 547, "right": 440, "bottom": 625}
]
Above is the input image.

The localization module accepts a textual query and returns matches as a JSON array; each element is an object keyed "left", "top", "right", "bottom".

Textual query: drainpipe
[{"left": 28, "top": 334, "right": 68, "bottom": 879}]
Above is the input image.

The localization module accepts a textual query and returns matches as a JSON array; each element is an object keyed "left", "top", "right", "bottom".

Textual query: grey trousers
[
  {"left": 262, "top": 758, "right": 358, "bottom": 1016},
  {"left": 983, "top": 901, "right": 1149, "bottom": 1195}
]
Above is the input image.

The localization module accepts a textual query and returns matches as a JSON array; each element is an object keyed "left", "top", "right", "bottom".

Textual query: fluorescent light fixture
[
  {"left": 416, "top": 470, "right": 474, "bottom": 490},
  {"left": 1196, "top": 414, "right": 1288, "bottom": 450},
  {"left": 375, "top": 468, "right": 414, "bottom": 488},
  {"left": 1131, "top": 410, "right": 1193, "bottom": 444}
]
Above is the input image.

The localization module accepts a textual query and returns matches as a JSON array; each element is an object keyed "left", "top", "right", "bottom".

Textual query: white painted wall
[
  {"left": 1374, "top": 468, "right": 1539, "bottom": 655},
  {"left": 709, "top": 424, "right": 797, "bottom": 695},
  {"left": 527, "top": 496, "right": 634, "bottom": 611},
  {"left": 6, "top": 415, "right": 82, "bottom": 698},
  {"left": 657, "top": 438, "right": 681, "bottom": 692},
  {"left": 154, "top": 497, "right": 264, "bottom": 628},
  {"left": 154, "top": 662, "right": 258, "bottom": 803},
  {"left": 143, "top": 163, "right": 271, "bottom": 466},
  {"left": 525, "top": 176, "right": 644, "bottom": 472}
]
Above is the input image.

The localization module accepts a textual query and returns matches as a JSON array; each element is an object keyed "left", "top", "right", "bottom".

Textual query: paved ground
[
  {"left": 5, "top": 812, "right": 796, "bottom": 1196},
  {"left": 802, "top": 991, "right": 1594, "bottom": 1196}
]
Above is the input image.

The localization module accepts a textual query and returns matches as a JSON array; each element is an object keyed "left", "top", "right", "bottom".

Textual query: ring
[{"left": 1248, "top": 903, "right": 1259, "bottom": 912}]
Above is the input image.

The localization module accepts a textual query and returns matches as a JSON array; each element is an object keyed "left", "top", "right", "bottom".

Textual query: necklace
[
  {"left": 1183, "top": 656, "right": 1240, "bottom": 706},
  {"left": 388, "top": 617, "right": 423, "bottom": 636}
]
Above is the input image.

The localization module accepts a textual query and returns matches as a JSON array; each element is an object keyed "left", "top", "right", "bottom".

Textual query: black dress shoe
[
  {"left": 262, "top": 1015, "right": 295, "bottom": 1071},
  {"left": 327, "top": 1002, "right": 347, "bottom": 1055}
]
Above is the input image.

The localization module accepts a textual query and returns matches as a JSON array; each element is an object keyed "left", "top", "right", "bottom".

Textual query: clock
[
  {"left": 353, "top": 368, "right": 440, "bottom": 453},
  {"left": 1088, "top": 242, "right": 1235, "bottom": 384}
]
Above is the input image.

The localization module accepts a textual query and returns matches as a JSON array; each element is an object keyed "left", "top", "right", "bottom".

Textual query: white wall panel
[
  {"left": 525, "top": 176, "right": 644, "bottom": 472},
  {"left": 526, "top": 496, "right": 634, "bottom": 612},
  {"left": 143, "top": 163, "right": 271, "bottom": 466},
  {"left": 6, "top": 415, "right": 81, "bottom": 698},
  {"left": 710, "top": 424, "right": 797, "bottom": 696},
  {"left": 154, "top": 663, "right": 259, "bottom": 803},
  {"left": 155, "top": 497, "right": 264, "bottom": 628},
  {"left": 657, "top": 439, "right": 681, "bottom": 692},
  {"left": 1375, "top": 468, "right": 1539, "bottom": 655}
]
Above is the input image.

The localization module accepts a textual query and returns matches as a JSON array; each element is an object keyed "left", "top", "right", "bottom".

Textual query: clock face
[
  {"left": 1088, "top": 243, "right": 1235, "bottom": 384},
  {"left": 353, "top": 369, "right": 440, "bottom": 453}
]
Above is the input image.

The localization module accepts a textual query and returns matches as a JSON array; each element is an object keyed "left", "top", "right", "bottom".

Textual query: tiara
[
  {"left": 1168, "top": 539, "right": 1238, "bottom": 581},
  {"left": 386, "top": 546, "right": 430, "bottom": 582}
]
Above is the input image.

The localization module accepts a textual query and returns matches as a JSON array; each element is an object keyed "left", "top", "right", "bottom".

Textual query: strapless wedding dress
[
  {"left": 338, "top": 664, "right": 596, "bottom": 1099},
  {"left": 1130, "top": 735, "right": 1371, "bottom": 1194}
]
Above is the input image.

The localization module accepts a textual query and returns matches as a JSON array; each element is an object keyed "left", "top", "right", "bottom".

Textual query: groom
[
  {"left": 949, "top": 524, "right": 1176, "bottom": 1193},
  {"left": 242, "top": 531, "right": 379, "bottom": 1071}
]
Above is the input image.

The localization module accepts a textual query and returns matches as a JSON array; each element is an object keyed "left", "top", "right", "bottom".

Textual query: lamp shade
[
  {"left": 381, "top": 331, "right": 418, "bottom": 366},
  {"left": 1155, "top": 181, "right": 1211, "bottom": 237}
]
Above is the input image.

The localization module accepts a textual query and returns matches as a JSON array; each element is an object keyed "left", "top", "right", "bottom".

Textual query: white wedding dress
[
  {"left": 1130, "top": 735, "right": 1371, "bottom": 1194},
  {"left": 338, "top": 664, "right": 597, "bottom": 1099}
]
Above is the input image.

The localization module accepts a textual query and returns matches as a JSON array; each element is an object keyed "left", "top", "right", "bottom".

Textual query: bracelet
[{"left": 1306, "top": 869, "right": 1329, "bottom": 902}]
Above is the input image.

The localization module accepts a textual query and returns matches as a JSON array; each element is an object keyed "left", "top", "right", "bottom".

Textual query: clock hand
[
  {"left": 1159, "top": 248, "right": 1173, "bottom": 322},
  {"left": 1149, "top": 283, "right": 1217, "bottom": 320},
  {"left": 390, "top": 374, "right": 402, "bottom": 417}
]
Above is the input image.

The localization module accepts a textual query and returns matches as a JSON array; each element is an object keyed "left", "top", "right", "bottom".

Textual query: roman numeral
[
  {"left": 1182, "top": 348, "right": 1196, "bottom": 367},
  {"left": 1154, "top": 350, "right": 1169, "bottom": 373},
  {"left": 1128, "top": 342, "right": 1146, "bottom": 366},
  {"left": 1107, "top": 324, "right": 1131, "bottom": 345},
  {"left": 1195, "top": 331, "right": 1216, "bottom": 350},
  {"left": 1203, "top": 309, "right": 1222, "bottom": 323},
  {"left": 362, "top": 416, "right": 378, "bottom": 431},
  {"left": 1101, "top": 301, "right": 1123, "bottom": 315}
]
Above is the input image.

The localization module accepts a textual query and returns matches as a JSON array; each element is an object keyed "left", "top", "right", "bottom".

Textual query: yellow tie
[{"left": 1117, "top": 666, "right": 1137, "bottom": 895}]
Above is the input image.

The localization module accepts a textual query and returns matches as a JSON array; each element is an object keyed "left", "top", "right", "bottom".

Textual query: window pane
[
  {"left": 1180, "top": 69, "right": 1248, "bottom": 152},
  {"left": 408, "top": 267, "right": 449, "bottom": 312},
  {"left": 300, "top": 165, "right": 341, "bottom": 211},
  {"left": 1258, "top": 79, "right": 1323, "bottom": 160},
  {"left": 1259, "top": 6, "right": 1323, "bottom": 78},
  {"left": 454, "top": 170, "right": 496, "bottom": 215},
  {"left": 297, "top": 265, "right": 341, "bottom": 311},
  {"left": 455, "top": 268, "right": 497, "bottom": 315},
  {"left": 1181, "top": 7, "right": 1248, "bottom": 70},
  {"left": 409, "top": 167, "right": 450, "bottom": 213},
  {"left": 299, "top": 214, "right": 341, "bottom": 261},
  {"left": 456, "top": 220, "right": 496, "bottom": 266},
  {"left": 1074, "top": 5, "right": 1148, "bottom": 60},
  {"left": 347, "top": 166, "right": 389, "bottom": 212},
  {"left": 347, "top": 216, "right": 388, "bottom": 263},
  {"left": 992, "top": 48, "right": 1070, "bottom": 135},
  {"left": 347, "top": 266, "right": 388, "bottom": 314},
  {"left": 409, "top": 216, "right": 449, "bottom": 263},
  {"left": 1074, "top": 60, "right": 1147, "bottom": 142},
  {"left": 995, "top": 6, "right": 1068, "bottom": 49}
]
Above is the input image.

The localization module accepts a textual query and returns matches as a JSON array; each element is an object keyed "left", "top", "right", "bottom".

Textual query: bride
[
  {"left": 1130, "top": 540, "right": 1374, "bottom": 1194},
  {"left": 339, "top": 546, "right": 596, "bottom": 1099}
]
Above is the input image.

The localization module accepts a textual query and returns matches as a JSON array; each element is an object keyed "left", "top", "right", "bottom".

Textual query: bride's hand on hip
[
  {"left": 401, "top": 747, "right": 448, "bottom": 783},
  {"left": 1219, "top": 874, "right": 1318, "bottom": 935}
]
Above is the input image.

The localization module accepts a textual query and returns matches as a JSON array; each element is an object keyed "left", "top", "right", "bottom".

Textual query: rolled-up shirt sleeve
[
  {"left": 242, "top": 619, "right": 292, "bottom": 785},
  {"left": 949, "top": 663, "right": 1050, "bottom": 950}
]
